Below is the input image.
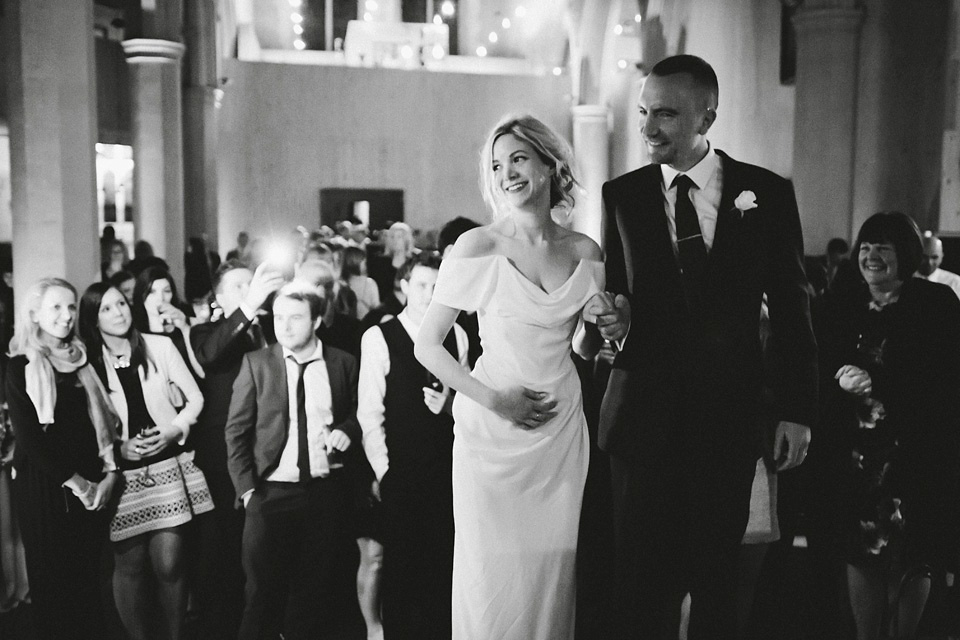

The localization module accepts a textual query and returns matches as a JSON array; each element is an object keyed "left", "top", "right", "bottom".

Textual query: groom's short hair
[{"left": 650, "top": 55, "right": 719, "bottom": 109}]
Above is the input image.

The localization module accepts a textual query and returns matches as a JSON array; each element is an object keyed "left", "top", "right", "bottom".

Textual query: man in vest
[{"left": 358, "top": 252, "right": 469, "bottom": 640}]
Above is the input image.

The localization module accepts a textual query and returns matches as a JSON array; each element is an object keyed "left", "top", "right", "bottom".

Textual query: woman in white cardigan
[{"left": 79, "top": 282, "right": 213, "bottom": 640}]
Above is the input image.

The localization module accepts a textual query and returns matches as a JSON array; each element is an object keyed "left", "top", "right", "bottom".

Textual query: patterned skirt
[{"left": 110, "top": 453, "right": 214, "bottom": 542}]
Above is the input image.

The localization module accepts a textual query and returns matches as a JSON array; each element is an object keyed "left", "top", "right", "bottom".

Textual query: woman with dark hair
[
  {"left": 78, "top": 282, "right": 212, "bottom": 640},
  {"left": 816, "top": 211, "right": 960, "bottom": 640},
  {"left": 132, "top": 266, "right": 204, "bottom": 380},
  {"left": 342, "top": 246, "right": 380, "bottom": 320},
  {"left": 5, "top": 278, "right": 120, "bottom": 640}
]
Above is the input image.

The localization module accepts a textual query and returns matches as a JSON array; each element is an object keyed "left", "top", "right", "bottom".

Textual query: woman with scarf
[
  {"left": 79, "top": 282, "right": 212, "bottom": 640},
  {"left": 5, "top": 278, "right": 120, "bottom": 640}
]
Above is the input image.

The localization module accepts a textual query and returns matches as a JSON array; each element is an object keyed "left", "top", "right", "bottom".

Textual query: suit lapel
[
  {"left": 632, "top": 166, "right": 681, "bottom": 286},
  {"left": 323, "top": 345, "right": 342, "bottom": 424},
  {"left": 709, "top": 150, "right": 742, "bottom": 265}
]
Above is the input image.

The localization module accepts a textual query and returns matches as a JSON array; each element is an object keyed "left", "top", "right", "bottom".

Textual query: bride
[{"left": 415, "top": 114, "right": 607, "bottom": 639}]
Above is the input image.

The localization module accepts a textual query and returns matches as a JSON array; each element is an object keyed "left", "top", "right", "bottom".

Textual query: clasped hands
[
  {"left": 120, "top": 424, "right": 183, "bottom": 462},
  {"left": 583, "top": 292, "right": 631, "bottom": 343},
  {"left": 836, "top": 365, "right": 872, "bottom": 396},
  {"left": 494, "top": 387, "right": 558, "bottom": 429}
]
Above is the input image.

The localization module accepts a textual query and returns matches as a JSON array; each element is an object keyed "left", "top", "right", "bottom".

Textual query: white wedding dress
[{"left": 432, "top": 254, "right": 604, "bottom": 640}]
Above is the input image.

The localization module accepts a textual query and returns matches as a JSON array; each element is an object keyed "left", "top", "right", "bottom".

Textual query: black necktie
[
  {"left": 296, "top": 361, "right": 311, "bottom": 482},
  {"left": 672, "top": 174, "right": 707, "bottom": 309}
]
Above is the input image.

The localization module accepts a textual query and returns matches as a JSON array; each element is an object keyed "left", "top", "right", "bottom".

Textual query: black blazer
[
  {"left": 224, "top": 343, "right": 361, "bottom": 506},
  {"left": 599, "top": 150, "right": 818, "bottom": 461}
]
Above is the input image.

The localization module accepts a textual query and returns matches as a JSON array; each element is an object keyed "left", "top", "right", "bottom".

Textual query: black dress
[
  {"left": 5, "top": 356, "right": 110, "bottom": 640},
  {"left": 816, "top": 278, "right": 960, "bottom": 571}
]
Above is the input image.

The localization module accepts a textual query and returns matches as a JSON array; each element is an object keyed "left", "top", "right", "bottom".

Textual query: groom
[{"left": 592, "top": 55, "right": 818, "bottom": 639}]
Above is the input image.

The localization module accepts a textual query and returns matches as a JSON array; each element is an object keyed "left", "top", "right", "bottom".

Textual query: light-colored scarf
[{"left": 24, "top": 340, "right": 120, "bottom": 470}]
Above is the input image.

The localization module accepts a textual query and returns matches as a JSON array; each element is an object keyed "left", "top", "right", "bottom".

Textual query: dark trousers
[
  {"left": 380, "top": 471, "right": 454, "bottom": 640},
  {"left": 609, "top": 440, "right": 756, "bottom": 640},
  {"left": 239, "top": 477, "right": 354, "bottom": 640}
]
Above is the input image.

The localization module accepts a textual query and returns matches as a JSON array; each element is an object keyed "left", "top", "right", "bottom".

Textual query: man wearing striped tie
[{"left": 589, "top": 54, "right": 819, "bottom": 639}]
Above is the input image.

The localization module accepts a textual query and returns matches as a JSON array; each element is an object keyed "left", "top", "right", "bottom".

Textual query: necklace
[{"left": 106, "top": 346, "right": 131, "bottom": 369}]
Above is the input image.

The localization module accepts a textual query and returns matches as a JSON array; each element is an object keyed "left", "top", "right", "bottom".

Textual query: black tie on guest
[
  {"left": 672, "top": 174, "right": 708, "bottom": 310},
  {"left": 296, "top": 361, "right": 311, "bottom": 482}
]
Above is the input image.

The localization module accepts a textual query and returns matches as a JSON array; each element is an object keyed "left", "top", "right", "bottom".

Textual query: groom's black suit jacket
[{"left": 599, "top": 150, "right": 818, "bottom": 468}]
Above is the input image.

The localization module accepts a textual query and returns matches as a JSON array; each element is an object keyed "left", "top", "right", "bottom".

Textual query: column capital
[
  {"left": 793, "top": 5, "right": 865, "bottom": 35},
  {"left": 122, "top": 38, "right": 186, "bottom": 62}
]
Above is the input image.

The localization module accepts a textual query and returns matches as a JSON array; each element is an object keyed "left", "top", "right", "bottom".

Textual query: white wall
[{"left": 216, "top": 59, "right": 571, "bottom": 251}]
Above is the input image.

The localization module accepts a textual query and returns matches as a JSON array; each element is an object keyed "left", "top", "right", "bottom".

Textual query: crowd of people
[{"left": 0, "top": 53, "right": 959, "bottom": 640}]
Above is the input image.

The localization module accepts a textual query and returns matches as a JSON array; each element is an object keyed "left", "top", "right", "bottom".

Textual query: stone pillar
[
  {"left": 571, "top": 105, "right": 609, "bottom": 245},
  {"left": 122, "top": 38, "right": 187, "bottom": 288},
  {"left": 791, "top": 2, "right": 865, "bottom": 254},
  {"left": 5, "top": 0, "right": 100, "bottom": 293},
  {"left": 940, "top": 1, "right": 960, "bottom": 233},
  {"left": 183, "top": 0, "right": 221, "bottom": 251}
]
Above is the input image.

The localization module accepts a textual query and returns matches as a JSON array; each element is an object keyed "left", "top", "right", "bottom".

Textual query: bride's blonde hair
[{"left": 479, "top": 114, "right": 580, "bottom": 220}]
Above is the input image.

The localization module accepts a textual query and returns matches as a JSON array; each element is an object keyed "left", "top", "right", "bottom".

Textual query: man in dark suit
[
  {"left": 189, "top": 260, "right": 284, "bottom": 639},
  {"left": 226, "top": 282, "right": 361, "bottom": 640},
  {"left": 591, "top": 55, "right": 818, "bottom": 639}
]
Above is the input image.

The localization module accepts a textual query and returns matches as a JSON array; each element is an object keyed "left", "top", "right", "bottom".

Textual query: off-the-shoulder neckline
[{"left": 444, "top": 254, "right": 602, "bottom": 296}]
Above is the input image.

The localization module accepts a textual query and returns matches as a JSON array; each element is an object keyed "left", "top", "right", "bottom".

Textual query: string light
[
  {"left": 289, "top": 0, "right": 302, "bottom": 6},
  {"left": 488, "top": 31, "right": 498, "bottom": 43},
  {"left": 290, "top": 13, "right": 303, "bottom": 23},
  {"left": 515, "top": 6, "right": 526, "bottom": 17},
  {"left": 613, "top": 24, "right": 623, "bottom": 35},
  {"left": 293, "top": 24, "right": 303, "bottom": 34},
  {"left": 365, "top": 0, "right": 378, "bottom": 10},
  {"left": 294, "top": 39, "right": 306, "bottom": 50},
  {"left": 363, "top": 11, "right": 372, "bottom": 20},
  {"left": 441, "top": 1, "right": 455, "bottom": 17},
  {"left": 635, "top": 14, "right": 642, "bottom": 22},
  {"left": 502, "top": 18, "right": 511, "bottom": 29},
  {"left": 432, "top": 44, "right": 445, "bottom": 59},
  {"left": 617, "top": 59, "right": 628, "bottom": 70},
  {"left": 552, "top": 67, "right": 562, "bottom": 76},
  {"left": 476, "top": 45, "right": 488, "bottom": 57},
  {"left": 433, "top": 14, "right": 442, "bottom": 24},
  {"left": 400, "top": 45, "right": 414, "bottom": 59}
]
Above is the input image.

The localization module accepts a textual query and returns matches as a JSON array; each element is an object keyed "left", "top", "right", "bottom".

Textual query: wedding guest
[
  {"left": 816, "top": 212, "right": 960, "bottom": 640},
  {"left": 126, "top": 240, "right": 169, "bottom": 277},
  {"left": 225, "top": 282, "right": 361, "bottom": 640},
  {"left": 360, "top": 252, "right": 468, "bottom": 640},
  {"left": 131, "top": 266, "right": 205, "bottom": 380},
  {"left": 6, "top": 278, "right": 120, "bottom": 640},
  {"left": 226, "top": 231, "right": 250, "bottom": 262},
  {"left": 101, "top": 239, "right": 129, "bottom": 282},
  {"left": 109, "top": 270, "right": 136, "bottom": 304},
  {"left": 369, "top": 223, "right": 417, "bottom": 307},
  {"left": 79, "top": 282, "right": 212, "bottom": 640},
  {"left": 342, "top": 246, "right": 380, "bottom": 320},
  {"left": 189, "top": 260, "right": 284, "bottom": 640},
  {"left": 297, "top": 259, "right": 362, "bottom": 357},
  {"left": 916, "top": 232, "right": 960, "bottom": 300}
]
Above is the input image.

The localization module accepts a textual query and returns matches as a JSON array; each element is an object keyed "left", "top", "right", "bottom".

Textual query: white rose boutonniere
[{"left": 734, "top": 190, "right": 758, "bottom": 218}]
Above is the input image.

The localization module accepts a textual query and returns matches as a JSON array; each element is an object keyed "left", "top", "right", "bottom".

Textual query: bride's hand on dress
[{"left": 493, "top": 386, "right": 558, "bottom": 429}]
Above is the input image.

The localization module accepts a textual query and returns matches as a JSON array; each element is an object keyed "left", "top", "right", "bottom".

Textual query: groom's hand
[
  {"left": 596, "top": 294, "right": 630, "bottom": 343},
  {"left": 773, "top": 420, "right": 811, "bottom": 471}
]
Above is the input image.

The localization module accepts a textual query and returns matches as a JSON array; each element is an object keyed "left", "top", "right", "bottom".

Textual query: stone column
[
  {"left": 791, "top": 2, "right": 865, "bottom": 254},
  {"left": 122, "top": 38, "right": 187, "bottom": 288},
  {"left": 183, "top": 0, "right": 221, "bottom": 250},
  {"left": 5, "top": 0, "right": 100, "bottom": 292},
  {"left": 940, "top": 1, "right": 960, "bottom": 233},
  {"left": 571, "top": 105, "right": 609, "bottom": 245}
]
